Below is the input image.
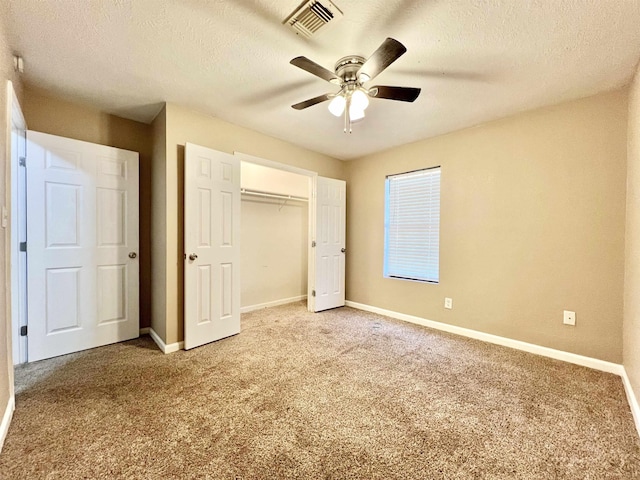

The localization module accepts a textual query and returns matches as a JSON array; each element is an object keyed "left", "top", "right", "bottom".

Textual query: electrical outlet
[
  {"left": 444, "top": 297, "right": 453, "bottom": 309},
  {"left": 563, "top": 310, "right": 576, "bottom": 326}
]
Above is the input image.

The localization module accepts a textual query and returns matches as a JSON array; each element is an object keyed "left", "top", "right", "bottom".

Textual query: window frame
[{"left": 383, "top": 165, "right": 441, "bottom": 284}]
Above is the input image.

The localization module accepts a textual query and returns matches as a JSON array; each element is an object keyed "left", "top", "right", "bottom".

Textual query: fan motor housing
[{"left": 335, "top": 55, "right": 365, "bottom": 83}]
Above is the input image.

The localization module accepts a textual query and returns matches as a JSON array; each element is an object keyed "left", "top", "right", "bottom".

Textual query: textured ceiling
[{"left": 5, "top": 0, "right": 640, "bottom": 160}]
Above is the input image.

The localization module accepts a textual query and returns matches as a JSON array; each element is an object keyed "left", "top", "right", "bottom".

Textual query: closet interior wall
[{"left": 240, "top": 162, "right": 309, "bottom": 310}]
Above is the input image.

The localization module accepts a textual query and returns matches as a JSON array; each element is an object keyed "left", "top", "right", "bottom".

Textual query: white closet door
[
  {"left": 184, "top": 143, "right": 241, "bottom": 350},
  {"left": 313, "top": 176, "right": 346, "bottom": 312},
  {"left": 26, "top": 131, "right": 139, "bottom": 362}
]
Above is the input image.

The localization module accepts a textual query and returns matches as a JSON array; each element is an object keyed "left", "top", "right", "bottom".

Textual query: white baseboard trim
[
  {"left": 621, "top": 369, "right": 640, "bottom": 438},
  {"left": 241, "top": 295, "right": 307, "bottom": 314},
  {"left": 0, "top": 396, "right": 15, "bottom": 454},
  {"left": 149, "top": 328, "right": 184, "bottom": 354},
  {"left": 345, "top": 301, "right": 624, "bottom": 376},
  {"left": 139, "top": 327, "right": 150, "bottom": 335}
]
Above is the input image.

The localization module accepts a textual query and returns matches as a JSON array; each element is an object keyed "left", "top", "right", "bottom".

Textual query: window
[{"left": 384, "top": 166, "right": 441, "bottom": 283}]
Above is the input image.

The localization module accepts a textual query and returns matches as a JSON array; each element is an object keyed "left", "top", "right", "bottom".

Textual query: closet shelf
[{"left": 240, "top": 188, "right": 308, "bottom": 203}]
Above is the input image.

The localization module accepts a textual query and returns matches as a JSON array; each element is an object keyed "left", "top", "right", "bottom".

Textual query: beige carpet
[{"left": 2, "top": 302, "right": 639, "bottom": 479}]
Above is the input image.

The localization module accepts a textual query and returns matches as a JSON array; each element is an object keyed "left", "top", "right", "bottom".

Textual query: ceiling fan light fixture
[
  {"left": 351, "top": 89, "right": 369, "bottom": 111},
  {"left": 328, "top": 94, "right": 346, "bottom": 116},
  {"left": 349, "top": 105, "right": 365, "bottom": 121},
  {"left": 290, "top": 37, "right": 419, "bottom": 133}
]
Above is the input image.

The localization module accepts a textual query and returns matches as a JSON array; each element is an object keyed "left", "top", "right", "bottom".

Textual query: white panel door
[
  {"left": 313, "top": 176, "right": 346, "bottom": 312},
  {"left": 27, "top": 131, "right": 139, "bottom": 362},
  {"left": 184, "top": 143, "right": 240, "bottom": 350}
]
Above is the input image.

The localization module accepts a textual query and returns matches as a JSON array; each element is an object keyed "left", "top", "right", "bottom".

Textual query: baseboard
[
  {"left": 139, "top": 327, "right": 150, "bottom": 335},
  {"left": 345, "top": 301, "right": 624, "bottom": 376},
  {"left": 148, "top": 328, "right": 184, "bottom": 354},
  {"left": 0, "top": 396, "right": 15, "bottom": 454},
  {"left": 241, "top": 295, "right": 307, "bottom": 314},
  {"left": 621, "top": 369, "right": 640, "bottom": 438}
]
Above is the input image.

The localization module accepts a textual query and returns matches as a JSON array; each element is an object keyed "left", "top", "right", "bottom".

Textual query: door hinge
[
  {"left": 311, "top": 241, "right": 316, "bottom": 248},
  {"left": 20, "top": 325, "right": 27, "bottom": 336},
  {"left": 312, "top": 290, "right": 316, "bottom": 297},
  {"left": 19, "top": 242, "right": 26, "bottom": 252},
  {"left": 19, "top": 156, "right": 26, "bottom": 167}
]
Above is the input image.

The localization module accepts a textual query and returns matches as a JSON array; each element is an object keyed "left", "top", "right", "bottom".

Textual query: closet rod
[{"left": 240, "top": 188, "right": 308, "bottom": 202}]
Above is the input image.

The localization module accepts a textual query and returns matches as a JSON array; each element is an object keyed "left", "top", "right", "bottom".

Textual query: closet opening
[{"left": 236, "top": 153, "right": 315, "bottom": 313}]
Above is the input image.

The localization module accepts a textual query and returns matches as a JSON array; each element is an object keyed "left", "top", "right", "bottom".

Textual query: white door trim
[
  {"left": 6, "top": 80, "right": 26, "bottom": 390},
  {"left": 9, "top": 89, "right": 26, "bottom": 366},
  {"left": 233, "top": 152, "right": 317, "bottom": 178}
]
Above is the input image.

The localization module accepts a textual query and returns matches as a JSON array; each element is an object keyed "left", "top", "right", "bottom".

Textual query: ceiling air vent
[{"left": 284, "top": 1, "right": 343, "bottom": 39}]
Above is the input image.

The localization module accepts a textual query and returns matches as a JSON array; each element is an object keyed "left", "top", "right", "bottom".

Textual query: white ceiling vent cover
[{"left": 284, "top": 1, "right": 343, "bottom": 39}]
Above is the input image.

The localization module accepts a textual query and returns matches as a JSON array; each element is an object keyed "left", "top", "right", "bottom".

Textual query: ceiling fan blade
[
  {"left": 358, "top": 38, "right": 407, "bottom": 82},
  {"left": 292, "top": 93, "right": 332, "bottom": 110},
  {"left": 369, "top": 86, "right": 421, "bottom": 102},
  {"left": 290, "top": 57, "right": 341, "bottom": 84}
]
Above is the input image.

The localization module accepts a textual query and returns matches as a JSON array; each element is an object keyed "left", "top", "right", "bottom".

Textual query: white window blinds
[{"left": 384, "top": 167, "right": 441, "bottom": 283}]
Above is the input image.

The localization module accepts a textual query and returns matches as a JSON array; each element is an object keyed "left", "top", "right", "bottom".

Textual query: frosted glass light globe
[
  {"left": 349, "top": 106, "right": 365, "bottom": 121},
  {"left": 351, "top": 89, "right": 370, "bottom": 111},
  {"left": 328, "top": 95, "right": 346, "bottom": 117}
]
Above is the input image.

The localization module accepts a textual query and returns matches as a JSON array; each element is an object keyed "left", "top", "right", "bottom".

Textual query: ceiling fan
[{"left": 290, "top": 38, "right": 421, "bottom": 133}]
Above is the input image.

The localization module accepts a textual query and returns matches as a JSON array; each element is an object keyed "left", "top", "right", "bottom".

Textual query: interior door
[
  {"left": 313, "top": 176, "right": 346, "bottom": 312},
  {"left": 26, "top": 131, "right": 139, "bottom": 362},
  {"left": 184, "top": 143, "right": 241, "bottom": 350}
]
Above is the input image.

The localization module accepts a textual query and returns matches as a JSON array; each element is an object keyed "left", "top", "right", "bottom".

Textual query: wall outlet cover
[
  {"left": 444, "top": 297, "right": 453, "bottom": 309},
  {"left": 563, "top": 310, "right": 576, "bottom": 326}
]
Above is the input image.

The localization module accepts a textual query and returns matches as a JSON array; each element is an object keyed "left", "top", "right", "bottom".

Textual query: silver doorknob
[
  {"left": 128, "top": 252, "right": 137, "bottom": 259},
  {"left": 189, "top": 253, "right": 198, "bottom": 261},
  {"left": 341, "top": 248, "right": 346, "bottom": 253}
]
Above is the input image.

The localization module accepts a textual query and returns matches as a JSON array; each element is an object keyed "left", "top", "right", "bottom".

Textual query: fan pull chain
[{"left": 344, "top": 95, "right": 352, "bottom": 134}]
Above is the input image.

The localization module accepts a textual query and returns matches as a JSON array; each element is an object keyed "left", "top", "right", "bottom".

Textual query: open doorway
[
  {"left": 183, "top": 146, "right": 346, "bottom": 350},
  {"left": 235, "top": 152, "right": 316, "bottom": 312},
  {"left": 239, "top": 160, "right": 312, "bottom": 313},
  {"left": 235, "top": 152, "right": 347, "bottom": 314}
]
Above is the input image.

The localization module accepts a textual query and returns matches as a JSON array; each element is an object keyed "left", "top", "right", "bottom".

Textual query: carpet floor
[{"left": 1, "top": 302, "right": 639, "bottom": 479}]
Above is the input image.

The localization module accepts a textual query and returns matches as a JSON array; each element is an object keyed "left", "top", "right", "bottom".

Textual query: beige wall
[
  {"left": 241, "top": 197, "right": 308, "bottom": 308},
  {"left": 150, "top": 106, "right": 167, "bottom": 340},
  {"left": 241, "top": 162, "right": 309, "bottom": 198},
  {"left": 160, "top": 103, "right": 345, "bottom": 344},
  {"left": 22, "top": 86, "right": 154, "bottom": 328},
  {"left": 0, "top": 16, "right": 22, "bottom": 446},
  {"left": 624, "top": 65, "right": 640, "bottom": 401},
  {"left": 345, "top": 89, "right": 628, "bottom": 363},
  {"left": 240, "top": 163, "right": 309, "bottom": 308}
]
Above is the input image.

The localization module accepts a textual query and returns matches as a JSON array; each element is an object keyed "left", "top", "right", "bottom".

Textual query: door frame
[
  {"left": 233, "top": 152, "right": 318, "bottom": 312},
  {"left": 7, "top": 80, "right": 26, "bottom": 371}
]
